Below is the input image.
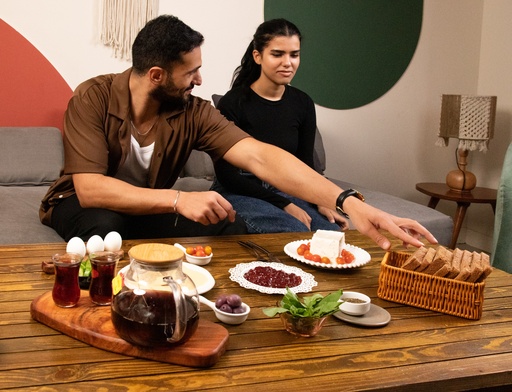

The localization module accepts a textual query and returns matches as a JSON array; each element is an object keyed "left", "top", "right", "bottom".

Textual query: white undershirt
[{"left": 115, "top": 135, "right": 154, "bottom": 187}]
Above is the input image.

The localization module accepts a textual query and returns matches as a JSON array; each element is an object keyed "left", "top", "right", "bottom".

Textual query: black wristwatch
[{"left": 335, "top": 188, "right": 365, "bottom": 218}]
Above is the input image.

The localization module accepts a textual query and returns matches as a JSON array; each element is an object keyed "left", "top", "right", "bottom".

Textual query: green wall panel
[{"left": 264, "top": 0, "right": 423, "bottom": 109}]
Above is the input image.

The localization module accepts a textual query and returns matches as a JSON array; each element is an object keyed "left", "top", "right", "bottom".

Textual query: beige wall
[{"left": 1, "top": 0, "right": 510, "bottom": 251}]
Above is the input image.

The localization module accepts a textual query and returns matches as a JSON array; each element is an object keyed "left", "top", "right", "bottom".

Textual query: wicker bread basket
[{"left": 377, "top": 251, "right": 485, "bottom": 320}]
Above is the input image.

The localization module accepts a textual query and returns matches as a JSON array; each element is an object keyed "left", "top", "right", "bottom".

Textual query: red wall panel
[{"left": 0, "top": 19, "right": 72, "bottom": 130}]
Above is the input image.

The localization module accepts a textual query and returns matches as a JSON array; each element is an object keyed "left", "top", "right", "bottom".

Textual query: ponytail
[{"left": 231, "top": 41, "right": 261, "bottom": 89}]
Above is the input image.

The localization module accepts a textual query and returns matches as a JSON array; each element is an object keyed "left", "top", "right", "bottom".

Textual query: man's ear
[{"left": 148, "top": 67, "right": 165, "bottom": 85}]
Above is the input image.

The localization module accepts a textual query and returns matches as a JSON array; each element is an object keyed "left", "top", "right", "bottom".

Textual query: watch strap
[{"left": 336, "top": 189, "right": 365, "bottom": 218}]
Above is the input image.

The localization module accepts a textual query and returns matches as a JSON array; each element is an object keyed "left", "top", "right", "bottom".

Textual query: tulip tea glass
[
  {"left": 52, "top": 252, "right": 82, "bottom": 307},
  {"left": 89, "top": 251, "right": 120, "bottom": 305}
]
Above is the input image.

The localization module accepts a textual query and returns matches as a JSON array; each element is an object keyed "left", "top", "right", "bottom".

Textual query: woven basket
[{"left": 377, "top": 251, "right": 485, "bottom": 320}]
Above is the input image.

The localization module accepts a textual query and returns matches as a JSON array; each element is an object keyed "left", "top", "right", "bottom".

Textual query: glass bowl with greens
[{"left": 263, "top": 288, "right": 343, "bottom": 337}]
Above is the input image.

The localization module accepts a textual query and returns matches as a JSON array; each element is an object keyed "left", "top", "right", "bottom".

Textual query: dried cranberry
[{"left": 243, "top": 266, "right": 302, "bottom": 288}]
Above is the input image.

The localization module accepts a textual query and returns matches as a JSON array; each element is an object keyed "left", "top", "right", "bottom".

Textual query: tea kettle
[{"left": 111, "top": 243, "right": 200, "bottom": 347}]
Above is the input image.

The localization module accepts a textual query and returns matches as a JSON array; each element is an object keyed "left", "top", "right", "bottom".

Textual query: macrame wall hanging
[{"left": 100, "top": 0, "right": 159, "bottom": 61}]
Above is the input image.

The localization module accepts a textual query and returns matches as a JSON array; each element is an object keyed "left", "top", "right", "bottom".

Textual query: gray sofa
[{"left": 0, "top": 126, "right": 453, "bottom": 245}]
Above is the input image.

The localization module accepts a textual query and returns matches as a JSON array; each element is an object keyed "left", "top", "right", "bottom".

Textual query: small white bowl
[
  {"left": 174, "top": 243, "right": 213, "bottom": 266},
  {"left": 339, "top": 291, "right": 371, "bottom": 316},
  {"left": 199, "top": 296, "right": 250, "bottom": 325}
]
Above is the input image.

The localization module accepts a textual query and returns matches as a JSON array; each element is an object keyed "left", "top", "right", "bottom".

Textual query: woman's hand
[
  {"left": 317, "top": 206, "right": 349, "bottom": 230},
  {"left": 283, "top": 203, "right": 312, "bottom": 230}
]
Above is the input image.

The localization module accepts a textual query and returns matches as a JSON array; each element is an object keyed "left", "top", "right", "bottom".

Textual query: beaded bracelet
[{"left": 173, "top": 190, "right": 181, "bottom": 227}]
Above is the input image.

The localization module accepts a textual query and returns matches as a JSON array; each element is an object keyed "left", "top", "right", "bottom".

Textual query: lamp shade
[{"left": 437, "top": 94, "right": 497, "bottom": 152}]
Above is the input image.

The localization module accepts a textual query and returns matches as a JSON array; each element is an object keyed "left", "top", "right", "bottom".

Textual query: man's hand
[
  {"left": 343, "top": 197, "right": 438, "bottom": 250},
  {"left": 283, "top": 203, "right": 312, "bottom": 229},
  {"left": 73, "top": 173, "right": 237, "bottom": 225},
  {"left": 176, "top": 191, "right": 237, "bottom": 225}
]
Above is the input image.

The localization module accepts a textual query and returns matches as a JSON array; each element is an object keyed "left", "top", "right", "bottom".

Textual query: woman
[{"left": 212, "top": 18, "right": 348, "bottom": 234}]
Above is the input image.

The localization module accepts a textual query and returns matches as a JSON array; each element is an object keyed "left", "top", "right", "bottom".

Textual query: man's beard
[{"left": 150, "top": 81, "right": 192, "bottom": 109}]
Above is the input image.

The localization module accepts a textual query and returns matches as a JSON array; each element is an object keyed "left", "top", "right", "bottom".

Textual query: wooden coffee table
[
  {"left": 1, "top": 231, "right": 511, "bottom": 390},
  {"left": 416, "top": 182, "right": 497, "bottom": 249}
]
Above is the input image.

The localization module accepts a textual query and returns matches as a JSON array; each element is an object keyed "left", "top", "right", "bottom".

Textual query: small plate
[
  {"left": 228, "top": 261, "right": 317, "bottom": 294},
  {"left": 118, "top": 262, "right": 215, "bottom": 295},
  {"left": 284, "top": 240, "right": 371, "bottom": 269},
  {"left": 333, "top": 303, "right": 391, "bottom": 327}
]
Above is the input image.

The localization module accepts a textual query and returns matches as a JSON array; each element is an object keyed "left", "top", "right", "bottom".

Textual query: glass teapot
[{"left": 111, "top": 243, "right": 200, "bottom": 347}]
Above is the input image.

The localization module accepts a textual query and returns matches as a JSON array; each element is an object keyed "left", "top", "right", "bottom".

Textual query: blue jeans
[{"left": 212, "top": 181, "right": 340, "bottom": 234}]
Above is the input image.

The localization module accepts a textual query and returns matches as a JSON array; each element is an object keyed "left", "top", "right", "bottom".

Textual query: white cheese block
[{"left": 309, "top": 230, "right": 345, "bottom": 260}]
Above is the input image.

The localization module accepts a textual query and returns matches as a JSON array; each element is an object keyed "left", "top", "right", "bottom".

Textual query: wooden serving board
[{"left": 30, "top": 291, "right": 229, "bottom": 367}]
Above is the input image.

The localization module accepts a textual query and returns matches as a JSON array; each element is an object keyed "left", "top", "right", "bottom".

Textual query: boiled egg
[
  {"left": 104, "top": 231, "right": 122, "bottom": 251},
  {"left": 86, "top": 235, "right": 105, "bottom": 254},
  {"left": 66, "top": 237, "right": 86, "bottom": 257}
]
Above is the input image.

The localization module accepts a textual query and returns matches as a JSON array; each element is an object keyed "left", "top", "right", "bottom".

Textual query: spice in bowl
[{"left": 339, "top": 291, "right": 371, "bottom": 316}]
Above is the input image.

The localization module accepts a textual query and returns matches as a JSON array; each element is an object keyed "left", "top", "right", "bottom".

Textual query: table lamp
[{"left": 436, "top": 94, "right": 497, "bottom": 192}]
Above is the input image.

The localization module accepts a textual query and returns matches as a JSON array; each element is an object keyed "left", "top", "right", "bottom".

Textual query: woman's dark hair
[
  {"left": 132, "top": 15, "right": 204, "bottom": 74},
  {"left": 231, "top": 18, "right": 302, "bottom": 89}
]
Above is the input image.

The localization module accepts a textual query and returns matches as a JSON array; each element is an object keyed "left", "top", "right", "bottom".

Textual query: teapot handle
[{"left": 162, "top": 276, "right": 187, "bottom": 343}]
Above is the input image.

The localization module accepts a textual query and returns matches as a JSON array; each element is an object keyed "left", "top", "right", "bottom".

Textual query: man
[{"left": 40, "top": 15, "right": 436, "bottom": 250}]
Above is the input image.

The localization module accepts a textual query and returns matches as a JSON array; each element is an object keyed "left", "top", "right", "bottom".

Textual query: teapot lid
[{"left": 128, "top": 243, "right": 184, "bottom": 266}]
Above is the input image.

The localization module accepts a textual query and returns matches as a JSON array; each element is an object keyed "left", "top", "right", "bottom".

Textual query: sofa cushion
[
  {"left": 0, "top": 185, "right": 64, "bottom": 243},
  {"left": 0, "top": 127, "right": 63, "bottom": 185},
  {"left": 180, "top": 149, "right": 215, "bottom": 179}
]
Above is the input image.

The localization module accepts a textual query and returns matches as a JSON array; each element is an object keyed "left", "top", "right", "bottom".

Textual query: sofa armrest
[{"left": 328, "top": 178, "right": 454, "bottom": 247}]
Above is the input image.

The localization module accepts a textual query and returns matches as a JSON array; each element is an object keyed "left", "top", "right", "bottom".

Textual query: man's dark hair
[{"left": 132, "top": 15, "right": 204, "bottom": 74}]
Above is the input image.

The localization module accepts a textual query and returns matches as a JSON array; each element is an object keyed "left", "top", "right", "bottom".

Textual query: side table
[{"left": 416, "top": 182, "right": 497, "bottom": 249}]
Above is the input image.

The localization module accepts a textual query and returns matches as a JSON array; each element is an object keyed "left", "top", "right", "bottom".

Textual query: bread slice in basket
[{"left": 402, "top": 246, "right": 492, "bottom": 283}]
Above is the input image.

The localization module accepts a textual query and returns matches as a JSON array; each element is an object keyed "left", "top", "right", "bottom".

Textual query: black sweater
[{"left": 215, "top": 85, "right": 316, "bottom": 209}]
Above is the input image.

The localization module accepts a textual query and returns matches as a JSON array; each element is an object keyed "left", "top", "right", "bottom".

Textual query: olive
[
  {"left": 218, "top": 303, "right": 233, "bottom": 313},
  {"left": 215, "top": 295, "right": 228, "bottom": 308},
  {"left": 226, "top": 294, "right": 242, "bottom": 308},
  {"left": 233, "top": 305, "right": 246, "bottom": 314}
]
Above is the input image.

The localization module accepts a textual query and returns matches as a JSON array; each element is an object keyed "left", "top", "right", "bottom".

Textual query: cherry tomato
[
  {"left": 204, "top": 245, "right": 213, "bottom": 256},
  {"left": 335, "top": 257, "right": 344, "bottom": 265},
  {"left": 297, "top": 243, "right": 308, "bottom": 255},
  {"left": 186, "top": 247, "right": 195, "bottom": 255},
  {"left": 320, "top": 257, "right": 331, "bottom": 264},
  {"left": 196, "top": 250, "right": 206, "bottom": 257},
  {"left": 311, "top": 254, "right": 321, "bottom": 263},
  {"left": 341, "top": 249, "right": 355, "bottom": 264}
]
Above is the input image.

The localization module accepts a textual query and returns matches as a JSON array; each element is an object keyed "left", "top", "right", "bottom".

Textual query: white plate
[
  {"left": 118, "top": 262, "right": 215, "bottom": 295},
  {"left": 228, "top": 261, "right": 317, "bottom": 295},
  {"left": 333, "top": 303, "right": 391, "bottom": 327},
  {"left": 284, "top": 240, "right": 371, "bottom": 270}
]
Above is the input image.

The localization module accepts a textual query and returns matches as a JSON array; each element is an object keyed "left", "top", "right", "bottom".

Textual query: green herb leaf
[
  {"left": 79, "top": 257, "right": 91, "bottom": 277},
  {"left": 263, "top": 288, "right": 343, "bottom": 318}
]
